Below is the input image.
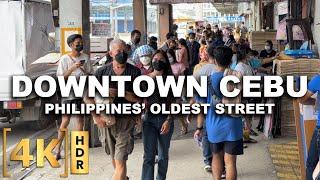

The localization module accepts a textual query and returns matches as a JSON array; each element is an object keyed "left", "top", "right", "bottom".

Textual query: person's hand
[
  {"left": 125, "top": 91, "right": 141, "bottom": 102},
  {"left": 160, "top": 120, "right": 170, "bottom": 135},
  {"left": 194, "top": 129, "right": 203, "bottom": 139},
  {"left": 109, "top": 88, "right": 117, "bottom": 97},
  {"left": 92, "top": 114, "right": 106, "bottom": 128},
  {"left": 70, "top": 62, "right": 81, "bottom": 72}
]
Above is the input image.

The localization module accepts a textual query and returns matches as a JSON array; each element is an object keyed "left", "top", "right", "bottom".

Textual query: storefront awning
[{"left": 149, "top": 0, "right": 252, "bottom": 4}]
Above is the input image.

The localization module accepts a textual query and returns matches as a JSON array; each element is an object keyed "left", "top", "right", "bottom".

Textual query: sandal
[
  {"left": 249, "top": 129, "right": 259, "bottom": 136},
  {"left": 243, "top": 138, "right": 257, "bottom": 143},
  {"left": 181, "top": 126, "right": 188, "bottom": 135}
]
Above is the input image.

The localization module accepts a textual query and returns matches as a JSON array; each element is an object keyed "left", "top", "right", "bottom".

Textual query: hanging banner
[
  {"left": 206, "top": 16, "right": 245, "bottom": 23},
  {"left": 277, "top": 1, "right": 288, "bottom": 15}
]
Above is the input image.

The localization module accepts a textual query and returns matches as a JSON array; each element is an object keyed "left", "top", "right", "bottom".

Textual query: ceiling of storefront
[{"left": 212, "top": 2, "right": 238, "bottom": 14}]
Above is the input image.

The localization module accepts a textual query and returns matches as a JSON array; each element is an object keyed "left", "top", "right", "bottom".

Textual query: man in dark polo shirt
[{"left": 89, "top": 39, "right": 141, "bottom": 180}]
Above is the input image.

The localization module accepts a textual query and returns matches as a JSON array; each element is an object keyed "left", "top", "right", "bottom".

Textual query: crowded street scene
[{"left": 1, "top": 0, "right": 320, "bottom": 179}]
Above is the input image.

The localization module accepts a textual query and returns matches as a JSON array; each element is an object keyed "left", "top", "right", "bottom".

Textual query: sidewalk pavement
[{"left": 23, "top": 118, "right": 283, "bottom": 180}]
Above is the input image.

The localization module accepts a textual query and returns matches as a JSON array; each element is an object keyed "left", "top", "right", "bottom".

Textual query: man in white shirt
[{"left": 55, "top": 34, "right": 93, "bottom": 160}]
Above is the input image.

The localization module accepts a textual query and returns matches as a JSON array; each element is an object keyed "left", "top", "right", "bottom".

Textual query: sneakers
[
  {"left": 221, "top": 170, "right": 226, "bottom": 179},
  {"left": 204, "top": 165, "right": 212, "bottom": 172},
  {"left": 154, "top": 155, "right": 159, "bottom": 164}
]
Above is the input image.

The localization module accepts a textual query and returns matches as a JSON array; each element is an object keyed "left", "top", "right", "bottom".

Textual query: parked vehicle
[{"left": 0, "top": 0, "right": 57, "bottom": 130}]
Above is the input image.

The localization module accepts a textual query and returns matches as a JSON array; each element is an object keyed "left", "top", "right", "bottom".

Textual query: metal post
[{"left": 115, "top": 9, "right": 118, "bottom": 36}]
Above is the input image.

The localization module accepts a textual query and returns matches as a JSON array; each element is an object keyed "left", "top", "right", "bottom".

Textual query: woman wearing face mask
[
  {"left": 141, "top": 50, "right": 174, "bottom": 180},
  {"left": 55, "top": 34, "right": 93, "bottom": 160},
  {"left": 135, "top": 45, "right": 154, "bottom": 75}
]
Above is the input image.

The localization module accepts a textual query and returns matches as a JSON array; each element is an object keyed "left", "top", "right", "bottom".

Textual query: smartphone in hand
[{"left": 79, "top": 59, "right": 85, "bottom": 65}]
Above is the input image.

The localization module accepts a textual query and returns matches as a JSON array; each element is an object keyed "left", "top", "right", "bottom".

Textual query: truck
[{"left": 0, "top": 0, "right": 57, "bottom": 130}]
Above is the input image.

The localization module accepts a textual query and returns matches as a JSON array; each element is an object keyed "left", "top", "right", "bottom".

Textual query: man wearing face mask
[
  {"left": 260, "top": 40, "right": 277, "bottom": 69},
  {"left": 88, "top": 39, "right": 141, "bottom": 180},
  {"left": 128, "top": 29, "right": 142, "bottom": 60},
  {"left": 187, "top": 32, "right": 201, "bottom": 73},
  {"left": 55, "top": 34, "right": 93, "bottom": 160}
]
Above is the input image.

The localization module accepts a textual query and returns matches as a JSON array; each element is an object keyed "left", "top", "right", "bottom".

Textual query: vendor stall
[{"left": 272, "top": 58, "right": 320, "bottom": 137}]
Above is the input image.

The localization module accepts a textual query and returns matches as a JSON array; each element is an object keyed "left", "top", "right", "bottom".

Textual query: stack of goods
[
  {"left": 280, "top": 95, "right": 296, "bottom": 137},
  {"left": 275, "top": 58, "right": 320, "bottom": 137},
  {"left": 274, "top": 58, "right": 320, "bottom": 77},
  {"left": 248, "top": 31, "right": 277, "bottom": 52}
]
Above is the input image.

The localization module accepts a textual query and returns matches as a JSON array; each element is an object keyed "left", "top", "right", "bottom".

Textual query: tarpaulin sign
[{"left": 60, "top": 27, "right": 82, "bottom": 55}]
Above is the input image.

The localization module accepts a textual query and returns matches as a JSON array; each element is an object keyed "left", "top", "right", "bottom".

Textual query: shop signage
[
  {"left": 206, "top": 16, "right": 245, "bottom": 23},
  {"left": 92, "top": 23, "right": 111, "bottom": 37}
]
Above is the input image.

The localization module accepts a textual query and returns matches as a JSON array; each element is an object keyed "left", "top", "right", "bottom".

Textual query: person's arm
[
  {"left": 298, "top": 91, "right": 316, "bottom": 105},
  {"left": 299, "top": 76, "right": 319, "bottom": 105},
  {"left": 64, "top": 62, "right": 81, "bottom": 79},
  {"left": 261, "top": 56, "right": 276, "bottom": 65},
  {"left": 83, "top": 94, "right": 106, "bottom": 128},
  {"left": 261, "top": 51, "right": 279, "bottom": 65},
  {"left": 57, "top": 58, "right": 80, "bottom": 79},
  {"left": 194, "top": 111, "right": 205, "bottom": 138},
  {"left": 161, "top": 93, "right": 175, "bottom": 134}
]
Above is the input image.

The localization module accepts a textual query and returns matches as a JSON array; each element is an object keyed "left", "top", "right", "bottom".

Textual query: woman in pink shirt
[{"left": 176, "top": 38, "right": 190, "bottom": 72}]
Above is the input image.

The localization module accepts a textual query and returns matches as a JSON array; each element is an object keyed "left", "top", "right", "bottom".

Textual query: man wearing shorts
[
  {"left": 195, "top": 46, "right": 243, "bottom": 179},
  {"left": 87, "top": 39, "right": 141, "bottom": 180}
]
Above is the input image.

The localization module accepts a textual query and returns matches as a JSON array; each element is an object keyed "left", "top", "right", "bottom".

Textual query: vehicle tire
[{"left": 29, "top": 101, "right": 55, "bottom": 130}]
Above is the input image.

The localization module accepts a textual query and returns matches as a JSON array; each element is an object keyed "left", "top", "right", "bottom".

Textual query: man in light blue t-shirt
[{"left": 299, "top": 74, "right": 320, "bottom": 180}]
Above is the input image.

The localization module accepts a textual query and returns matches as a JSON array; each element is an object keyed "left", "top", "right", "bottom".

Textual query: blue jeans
[
  {"left": 306, "top": 127, "right": 320, "bottom": 180},
  {"left": 202, "top": 127, "right": 212, "bottom": 166},
  {"left": 141, "top": 114, "right": 174, "bottom": 180}
]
